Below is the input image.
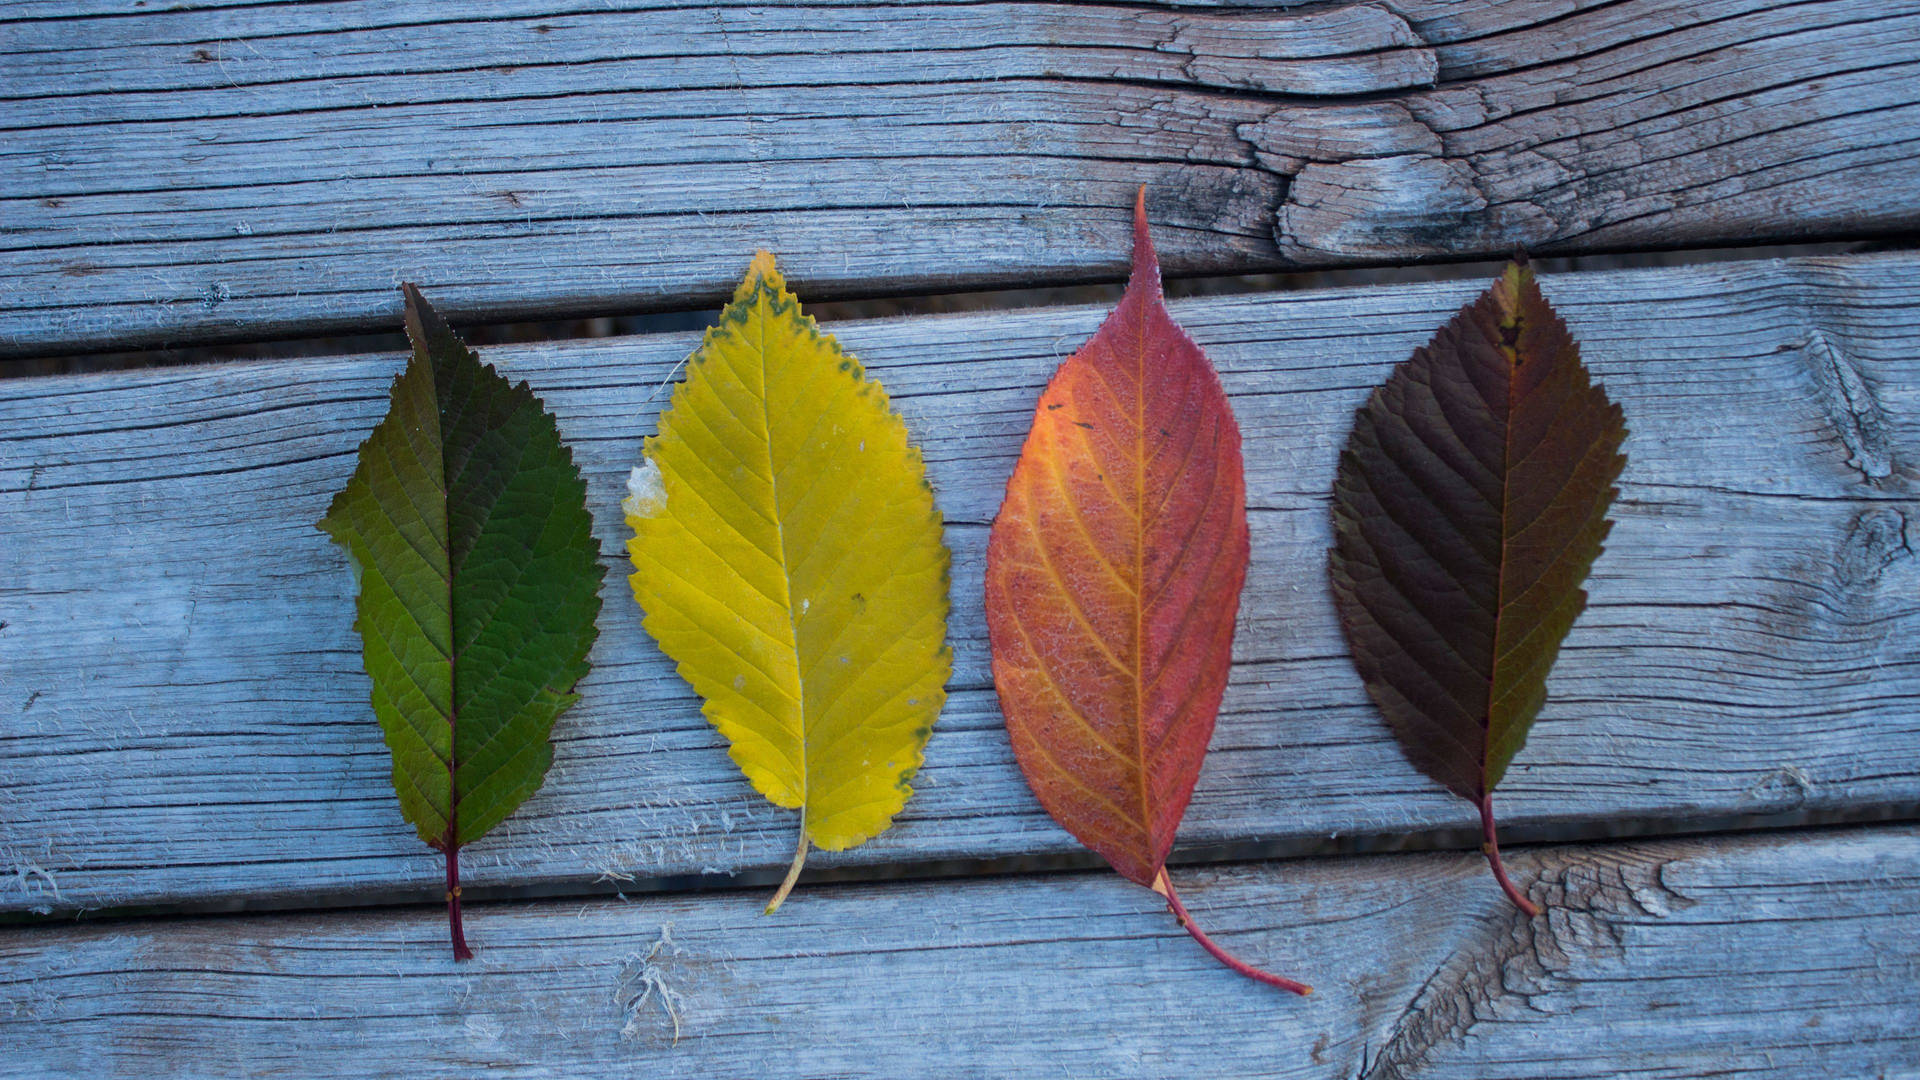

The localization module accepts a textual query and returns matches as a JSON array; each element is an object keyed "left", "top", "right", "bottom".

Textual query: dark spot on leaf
[
  {"left": 1074, "top": 421, "right": 1095, "bottom": 430},
  {"left": 1499, "top": 318, "right": 1524, "bottom": 354}
]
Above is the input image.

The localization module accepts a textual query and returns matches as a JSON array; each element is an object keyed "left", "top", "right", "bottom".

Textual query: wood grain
[
  {"left": 5, "top": 0, "right": 1919, "bottom": 354},
  {"left": 2, "top": 825, "right": 1915, "bottom": 1078},
  {"left": 4, "top": 253, "right": 1918, "bottom": 916}
]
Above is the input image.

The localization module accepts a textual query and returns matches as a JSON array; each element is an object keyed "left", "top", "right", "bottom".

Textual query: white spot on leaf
[{"left": 623, "top": 458, "right": 667, "bottom": 518}]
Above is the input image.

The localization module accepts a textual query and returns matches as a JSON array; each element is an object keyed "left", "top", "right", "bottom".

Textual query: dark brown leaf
[{"left": 1328, "top": 259, "right": 1627, "bottom": 916}]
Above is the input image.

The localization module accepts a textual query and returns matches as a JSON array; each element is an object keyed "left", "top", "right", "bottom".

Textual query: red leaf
[{"left": 985, "top": 189, "right": 1307, "bottom": 994}]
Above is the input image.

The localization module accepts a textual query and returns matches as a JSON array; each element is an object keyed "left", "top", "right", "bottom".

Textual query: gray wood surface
[
  {"left": 6, "top": 0, "right": 1920, "bottom": 354},
  {"left": 3, "top": 824, "right": 1915, "bottom": 1078},
  {"left": 5, "top": 253, "right": 1918, "bottom": 917}
]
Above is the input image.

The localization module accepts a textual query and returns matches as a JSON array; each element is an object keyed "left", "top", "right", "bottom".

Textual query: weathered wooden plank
[
  {"left": 2, "top": 825, "right": 1915, "bottom": 1078},
  {"left": 5, "top": 0, "right": 1919, "bottom": 354},
  {"left": 3, "top": 253, "right": 1917, "bottom": 916}
]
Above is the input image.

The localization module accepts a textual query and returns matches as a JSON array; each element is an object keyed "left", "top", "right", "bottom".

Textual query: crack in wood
[
  {"left": 1803, "top": 327, "right": 1897, "bottom": 484},
  {"left": 1358, "top": 844, "right": 1699, "bottom": 1080}
]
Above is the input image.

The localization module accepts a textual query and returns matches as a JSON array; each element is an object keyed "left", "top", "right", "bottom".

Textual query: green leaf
[
  {"left": 319, "top": 285, "right": 604, "bottom": 958},
  {"left": 1328, "top": 259, "right": 1627, "bottom": 916},
  {"left": 625, "top": 252, "right": 951, "bottom": 913}
]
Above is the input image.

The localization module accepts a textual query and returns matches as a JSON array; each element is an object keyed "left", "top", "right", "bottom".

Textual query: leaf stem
[
  {"left": 445, "top": 844, "right": 473, "bottom": 961},
  {"left": 1154, "top": 870, "right": 1311, "bottom": 996},
  {"left": 1478, "top": 790, "right": 1540, "bottom": 917},
  {"left": 765, "top": 830, "right": 809, "bottom": 915}
]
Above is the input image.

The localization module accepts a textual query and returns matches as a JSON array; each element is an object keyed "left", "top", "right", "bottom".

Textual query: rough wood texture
[
  {"left": 4, "top": 254, "right": 1917, "bottom": 917},
  {"left": 3, "top": 825, "right": 1915, "bottom": 1078},
  {"left": 5, "top": 0, "right": 1919, "bottom": 354}
]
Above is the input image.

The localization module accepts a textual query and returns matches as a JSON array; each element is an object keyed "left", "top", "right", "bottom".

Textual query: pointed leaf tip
[
  {"left": 734, "top": 250, "right": 784, "bottom": 303},
  {"left": 1497, "top": 258, "right": 1537, "bottom": 316},
  {"left": 398, "top": 281, "right": 430, "bottom": 347},
  {"left": 399, "top": 282, "right": 468, "bottom": 364},
  {"left": 1130, "top": 185, "right": 1159, "bottom": 292}
]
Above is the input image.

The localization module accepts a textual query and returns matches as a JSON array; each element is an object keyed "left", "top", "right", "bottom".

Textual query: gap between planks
[{"left": 0, "top": 241, "right": 1883, "bottom": 381}]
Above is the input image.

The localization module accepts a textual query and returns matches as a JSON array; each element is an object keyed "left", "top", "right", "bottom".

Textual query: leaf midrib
[
  {"left": 750, "top": 284, "right": 810, "bottom": 822},
  {"left": 1131, "top": 278, "right": 1152, "bottom": 855},
  {"left": 1486, "top": 296, "right": 1522, "bottom": 800},
  {"left": 444, "top": 393, "right": 461, "bottom": 851}
]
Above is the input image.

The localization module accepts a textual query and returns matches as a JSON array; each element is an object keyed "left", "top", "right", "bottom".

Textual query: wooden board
[
  {"left": 4, "top": 253, "right": 1918, "bottom": 917},
  {"left": 6, "top": 0, "right": 1920, "bottom": 354},
  {"left": 3, "top": 824, "right": 1915, "bottom": 1078}
]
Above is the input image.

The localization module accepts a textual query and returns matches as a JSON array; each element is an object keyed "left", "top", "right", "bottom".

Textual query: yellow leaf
[{"left": 626, "top": 252, "right": 951, "bottom": 912}]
